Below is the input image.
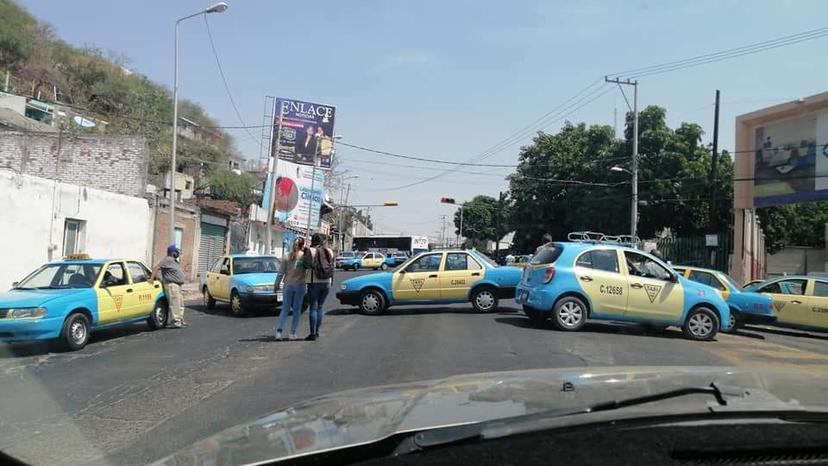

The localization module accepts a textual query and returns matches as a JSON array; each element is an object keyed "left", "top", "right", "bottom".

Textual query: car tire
[
  {"left": 551, "top": 296, "right": 587, "bottom": 331},
  {"left": 381, "top": 263, "right": 388, "bottom": 271},
  {"left": 471, "top": 287, "right": 499, "bottom": 313},
  {"left": 59, "top": 313, "right": 91, "bottom": 351},
  {"left": 354, "top": 264, "right": 360, "bottom": 271},
  {"left": 230, "top": 290, "right": 247, "bottom": 317},
  {"left": 682, "top": 306, "right": 719, "bottom": 341},
  {"left": 359, "top": 289, "right": 386, "bottom": 315},
  {"left": 203, "top": 287, "right": 216, "bottom": 310},
  {"left": 147, "top": 300, "right": 168, "bottom": 330}
]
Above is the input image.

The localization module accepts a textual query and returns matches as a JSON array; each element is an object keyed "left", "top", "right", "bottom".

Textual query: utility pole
[
  {"left": 264, "top": 105, "right": 284, "bottom": 254},
  {"left": 440, "top": 215, "right": 447, "bottom": 248},
  {"left": 709, "top": 90, "right": 721, "bottom": 230},
  {"left": 495, "top": 191, "right": 505, "bottom": 261},
  {"left": 605, "top": 76, "right": 639, "bottom": 239}
]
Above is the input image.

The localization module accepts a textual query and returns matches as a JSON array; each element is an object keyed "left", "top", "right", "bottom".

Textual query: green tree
[
  {"left": 508, "top": 106, "right": 734, "bottom": 251},
  {"left": 758, "top": 202, "right": 828, "bottom": 253},
  {"left": 207, "top": 169, "right": 257, "bottom": 207},
  {"left": 452, "top": 195, "right": 497, "bottom": 243}
]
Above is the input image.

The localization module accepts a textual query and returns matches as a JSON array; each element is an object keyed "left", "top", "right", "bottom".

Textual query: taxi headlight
[
  {"left": 341, "top": 284, "right": 347, "bottom": 290},
  {"left": 245, "top": 286, "right": 254, "bottom": 292},
  {"left": 8, "top": 307, "right": 47, "bottom": 319}
]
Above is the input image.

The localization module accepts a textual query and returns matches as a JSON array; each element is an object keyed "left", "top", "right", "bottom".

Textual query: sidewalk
[{"left": 181, "top": 282, "right": 201, "bottom": 301}]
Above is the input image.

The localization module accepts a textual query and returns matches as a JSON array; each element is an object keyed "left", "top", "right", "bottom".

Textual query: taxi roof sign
[{"left": 64, "top": 253, "right": 92, "bottom": 260}]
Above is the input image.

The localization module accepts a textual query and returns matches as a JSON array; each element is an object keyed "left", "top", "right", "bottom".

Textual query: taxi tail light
[{"left": 543, "top": 266, "right": 556, "bottom": 284}]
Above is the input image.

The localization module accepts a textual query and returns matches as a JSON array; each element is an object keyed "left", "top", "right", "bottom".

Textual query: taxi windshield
[
  {"left": 16, "top": 263, "right": 102, "bottom": 289},
  {"left": 233, "top": 257, "right": 280, "bottom": 274},
  {"left": 720, "top": 273, "right": 743, "bottom": 292},
  {"left": 339, "top": 252, "right": 355, "bottom": 258}
]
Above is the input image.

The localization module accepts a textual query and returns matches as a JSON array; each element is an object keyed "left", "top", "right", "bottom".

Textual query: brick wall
[
  {"left": 0, "top": 131, "right": 148, "bottom": 197},
  {"left": 151, "top": 205, "right": 200, "bottom": 282}
]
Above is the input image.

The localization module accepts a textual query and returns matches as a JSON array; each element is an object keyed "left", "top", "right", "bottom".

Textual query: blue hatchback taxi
[
  {"left": 337, "top": 249, "right": 522, "bottom": 314},
  {"left": 200, "top": 254, "right": 282, "bottom": 316},
  {"left": 516, "top": 233, "right": 731, "bottom": 341},
  {"left": 673, "top": 265, "right": 775, "bottom": 330},
  {"left": 0, "top": 255, "right": 168, "bottom": 351}
]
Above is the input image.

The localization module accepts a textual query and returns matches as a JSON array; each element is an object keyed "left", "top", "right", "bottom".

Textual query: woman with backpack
[
  {"left": 306, "top": 233, "right": 334, "bottom": 341},
  {"left": 275, "top": 237, "right": 308, "bottom": 341}
]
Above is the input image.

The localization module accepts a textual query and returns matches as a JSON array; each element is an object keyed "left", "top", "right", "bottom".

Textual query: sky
[{"left": 18, "top": 0, "right": 828, "bottom": 241}]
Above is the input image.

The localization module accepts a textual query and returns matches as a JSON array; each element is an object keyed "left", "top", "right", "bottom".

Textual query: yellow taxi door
[
  {"left": 95, "top": 261, "right": 133, "bottom": 324},
  {"left": 572, "top": 248, "right": 627, "bottom": 316},
  {"left": 439, "top": 253, "right": 485, "bottom": 300},
  {"left": 392, "top": 252, "right": 443, "bottom": 301},
  {"left": 126, "top": 261, "right": 162, "bottom": 318},
  {"left": 621, "top": 250, "right": 684, "bottom": 321},
  {"left": 212, "top": 257, "right": 232, "bottom": 300},
  {"left": 806, "top": 279, "right": 828, "bottom": 330},
  {"left": 758, "top": 278, "right": 810, "bottom": 327}
]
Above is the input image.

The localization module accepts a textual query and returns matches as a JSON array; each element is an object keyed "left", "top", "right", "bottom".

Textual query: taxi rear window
[{"left": 530, "top": 244, "right": 562, "bottom": 265}]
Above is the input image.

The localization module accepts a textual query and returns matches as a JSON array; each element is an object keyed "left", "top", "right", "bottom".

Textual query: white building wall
[{"left": 0, "top": 171, "right": 151, "bottom": 289}]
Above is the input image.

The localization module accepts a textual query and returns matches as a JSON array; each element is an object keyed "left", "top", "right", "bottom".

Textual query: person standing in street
[
  {"left": 149, "top": 245, "right": 187, "bottom": 328},
  {"left": 306, "top": 233, "right": 334, "bottom": 341},
  {"left": 275, "top": 237, "right": 308, "bottom": 341}
]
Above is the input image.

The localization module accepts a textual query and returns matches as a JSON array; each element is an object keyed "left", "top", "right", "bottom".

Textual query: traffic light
[{"left": 440, "top": 197, "right": 456, "bottom": 204}]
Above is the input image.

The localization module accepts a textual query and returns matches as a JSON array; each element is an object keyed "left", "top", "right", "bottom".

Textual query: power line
[
  {"left": 203, "top": 16, "right": 258, "bottom": 145},
  {"left": 608, "top": 25, "right": 828, "bottom": 79},
  {"left": 336, "top": 142, "right": 517, "bottom": 167}
]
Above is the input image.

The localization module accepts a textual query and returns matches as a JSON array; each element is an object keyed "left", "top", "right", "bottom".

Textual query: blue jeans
[
  {"left": 277, "top": 283, "right": 307, "bottom": 335},
  {"left": 307, "top": 283, "right": 330, "bottom": 335}
]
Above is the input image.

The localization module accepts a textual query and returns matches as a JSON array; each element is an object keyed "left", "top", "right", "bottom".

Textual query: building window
[
  {"left": 174, "top": 227, "right": 183, "bottom": 249},
  {"left": 185, "top": 181, "right": 192, "bottom": 190},
  {"left": 63, "top": 219, "right": 86, "bottom": 256}
]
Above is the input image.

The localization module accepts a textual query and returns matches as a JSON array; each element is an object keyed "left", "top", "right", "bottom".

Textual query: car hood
[
  {"left": 155, "top": 366, "right": 828, "bottom": 465},
  {"left": 233, "top": 273, "right": 279, "bottom": 286},
  {"left": 341, "top": 272, "right": 392, "bottom": 289},
  {"left": 0, "top": 288, "right": 88, "bottom": 307}
]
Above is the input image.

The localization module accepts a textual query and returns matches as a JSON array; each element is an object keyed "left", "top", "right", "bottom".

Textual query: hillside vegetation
[{"left": 0, "top": 0, "right": 236, "bottom": 182}]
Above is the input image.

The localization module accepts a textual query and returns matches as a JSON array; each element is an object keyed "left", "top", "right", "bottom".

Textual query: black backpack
[{"left": 313, "top": 247, "right": 335, "bottom": 280}]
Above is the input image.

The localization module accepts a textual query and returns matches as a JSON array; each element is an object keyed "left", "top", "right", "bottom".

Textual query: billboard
[
  {"left": 275, "top": 160, "right": 325, "bottom": 232},
  {"left": 753, "top": 110, "right": 828, "bottom": 207},
  {"left": 271, "top": 98, "right": 336, "bottom": 170}
]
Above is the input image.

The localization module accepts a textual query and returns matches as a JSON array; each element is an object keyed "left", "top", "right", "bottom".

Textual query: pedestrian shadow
[
  {"left": 325, "top": 308, "right": 354, "bottom": 316},
  {"left": 494, "top": 316, "right": 691, "bottom": 340},
  {"left": 742, "top": 325, "right": 828, "bottom": 341},
  {"left": 239, "top": 335, "right": 277, "bottom": 343}
]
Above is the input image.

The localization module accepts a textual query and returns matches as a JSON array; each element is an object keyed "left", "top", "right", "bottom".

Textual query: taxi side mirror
[
  {"left": 12, "top": 281, "right": 18, "bottom": 288},
  {"left": 670, "top": 273, "right": 679, "bottom": 283}
]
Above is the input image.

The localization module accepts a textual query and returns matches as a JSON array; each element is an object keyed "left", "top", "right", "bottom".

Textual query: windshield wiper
[{"left": 395, "top": 383, "right": 729, "bottom": 455}]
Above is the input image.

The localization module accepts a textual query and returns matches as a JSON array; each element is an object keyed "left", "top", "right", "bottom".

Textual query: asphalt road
[{"left": 2, "top": 270, "right": 828, "bottom": 465}]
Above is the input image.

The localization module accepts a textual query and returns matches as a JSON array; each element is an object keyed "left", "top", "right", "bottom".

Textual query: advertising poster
[
  {"left": 271, "top": 98, "right": 336, "bottom": 170},
  {"left": 275, "top": 160, "right": 325, "bottom": 231},
  {"left": 753, "top": 110, "right": 828, "bottom": 207}
]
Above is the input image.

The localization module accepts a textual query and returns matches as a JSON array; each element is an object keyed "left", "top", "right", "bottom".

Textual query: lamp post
[{"left": 169, "top": 2, "right": 229, "bottom": 247}]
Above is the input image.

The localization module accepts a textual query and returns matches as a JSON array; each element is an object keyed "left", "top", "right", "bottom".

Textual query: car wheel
[
  {"left": 359, "top": 289, "right": 386, "bottom": 315},
  {"left": 148, "top": 300, "right": 168, "bottom": 330},
  {"left": 552, "top": 296, "right": 587, "bottom": 331},
  {"left": 354, "top": 264, "right": 360, "bottom": 271},
  {"left": 203, "top": 287, "right": 216, "bottom": 310},
  {"left": 381, "top": 263, "right": 388, "bottom": 271},
  {"left": 59, "top": 313, "right": 91, "bottom": 351},
  {"left": 230, "top": 290, "right": 247, "bottom": 317},
  {"left": 726, "top": 309, "right": 742, "bottom": 332},
  {"left": 682, "top": 306, "right": 719, "bottom": 341},
  {"left": 471, "top": 287, "right": 498, "bottom": 312}
]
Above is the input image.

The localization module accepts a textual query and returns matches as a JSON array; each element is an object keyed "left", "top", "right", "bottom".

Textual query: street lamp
[
  {"left": 338, "top": 173, "right": 359, "bottom": 251},
  {"left": 609, "top": 165, "right": 638, "bottom": 237},
  {"left": 169, "top": 2, "right": 229, "bottom": 248}
]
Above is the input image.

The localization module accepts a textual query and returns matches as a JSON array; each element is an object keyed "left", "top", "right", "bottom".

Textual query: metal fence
[{"left": 656, "top": 233, "right": 732, "bottom": 273}]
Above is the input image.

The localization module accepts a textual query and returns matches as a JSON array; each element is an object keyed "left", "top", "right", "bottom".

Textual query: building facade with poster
[{"left": 732, "top": 90, "right": 828, "bottom": 283}]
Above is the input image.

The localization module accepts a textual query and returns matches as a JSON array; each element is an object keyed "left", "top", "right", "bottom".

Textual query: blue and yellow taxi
[
  {"left": 336, "top": 249, "right": 522, "bottom": 314},
  {"left": 744, "top": 275, "right": 828, "bottom": 333},
  {"left": 335, "top": 251, "right": 360, "bottom": 270},
  {"left": 0, "top": 255, "right": 167, "bottom": 351},
  {"left": 516, "top": 233, "right": 731, "bottom": 341},
  {"left": 673, "top": 265, "right": 775, "bottom": 330},
  {"left": 199, "top": 254, "right": 282, "bottom": 317},
  {"left": 384, "top": 251, "right": 409, "bottom": 268}
]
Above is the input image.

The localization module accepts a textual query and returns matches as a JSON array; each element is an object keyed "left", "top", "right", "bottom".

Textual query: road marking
[{"left": 703, "top": 332, "right": 828, "bottom": 370}]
